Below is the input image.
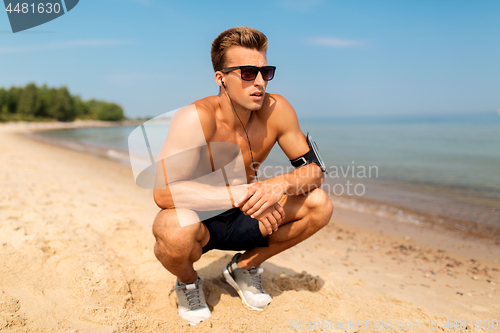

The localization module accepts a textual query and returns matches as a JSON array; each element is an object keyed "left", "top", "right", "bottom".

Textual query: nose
[{"left": 254, "top": 71, "right": 266, "bottom": 87}]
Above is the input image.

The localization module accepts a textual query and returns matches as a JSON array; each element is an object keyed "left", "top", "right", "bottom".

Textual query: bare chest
[{"left": 209, "top": 116, "right": 277, "bottom": 175}]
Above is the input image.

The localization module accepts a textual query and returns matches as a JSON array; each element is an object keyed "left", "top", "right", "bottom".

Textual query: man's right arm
[
  {"left": 154, "top": 182, "right": 248, "bottom": 210},
  {"left": 153, "top": 104, "right": 248, "bottom": 211}
]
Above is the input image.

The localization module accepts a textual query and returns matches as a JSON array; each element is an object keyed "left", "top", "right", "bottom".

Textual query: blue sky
[{"left": 1, "top": 0, "right": 499, "bottom": 119}]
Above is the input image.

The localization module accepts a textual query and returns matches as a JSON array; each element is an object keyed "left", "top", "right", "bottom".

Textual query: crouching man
[{"left": 152, "top": 26, "right": 333, "bottom": 325}]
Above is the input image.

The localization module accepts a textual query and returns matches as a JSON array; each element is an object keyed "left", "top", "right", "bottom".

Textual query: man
[{"left": 152, "top": 26, "right": 333, "bottom": 325}]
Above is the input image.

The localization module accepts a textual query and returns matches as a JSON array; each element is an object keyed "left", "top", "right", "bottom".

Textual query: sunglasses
[{"left": 221, "top": 65, "right": 276, "bottom": 81}]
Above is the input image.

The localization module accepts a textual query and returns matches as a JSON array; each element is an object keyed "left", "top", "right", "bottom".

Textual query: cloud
[
  {"left": 309, "top": 37, "right": 364, "bottom": 48},
  {"left": 0, "top": 39, "right": 133, "bottom": 54}
]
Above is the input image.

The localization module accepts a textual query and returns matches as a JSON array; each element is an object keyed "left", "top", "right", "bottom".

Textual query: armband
[{"left": 289, "top": 133, "right": 326, "bottom": 173}]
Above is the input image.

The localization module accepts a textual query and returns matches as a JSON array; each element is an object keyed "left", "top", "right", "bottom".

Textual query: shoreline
[
  {"left": 11, "top": 120, "right": 500, "bottom": 246},
  {"left": 1, "top": 122, "right": 499, "bottom": 331},
  {"left": 0, "top": 119, "right": 143, "bottom": 131}
]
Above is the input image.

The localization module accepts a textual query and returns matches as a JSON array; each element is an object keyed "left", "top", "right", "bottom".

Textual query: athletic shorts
[{"left": 198, "top": 208, "right": 269, "bottom": 254}]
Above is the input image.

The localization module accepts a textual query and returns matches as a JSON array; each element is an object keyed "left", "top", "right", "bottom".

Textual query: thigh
[{"left": 279, "top": 188, "right": 325, "bottom": 226}]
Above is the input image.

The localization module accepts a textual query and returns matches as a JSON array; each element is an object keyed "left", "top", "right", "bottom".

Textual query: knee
[
  {"left": 152, "top": 209, "right": 200, "bottom": 259},
  {"left": 152, "top": 209, "right": 175, "bottom": 243},
  {"left": 153, "top": 227, "right": 195, "bottom": 262},
  {"left": 306, "top": 188, "right": 333, "bottom": 228}
]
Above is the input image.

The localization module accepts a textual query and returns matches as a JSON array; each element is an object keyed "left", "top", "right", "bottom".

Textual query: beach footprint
[
  {"left": 270, "top": 271, "right": 324, "bottom": 293},
  {"left": 0, "top": 293, "right": 25, "bottom": 330}
]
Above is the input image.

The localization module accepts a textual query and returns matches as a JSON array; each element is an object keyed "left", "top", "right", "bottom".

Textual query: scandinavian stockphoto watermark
[
  {"left": 251, "top": 161, "right": 378, "bottom": 197},
  {"left": 290, "top": 318, "right": 499, "bottom": 330},
  {"left": 3, "top": 0, "right": 79, "bottom": 33}
]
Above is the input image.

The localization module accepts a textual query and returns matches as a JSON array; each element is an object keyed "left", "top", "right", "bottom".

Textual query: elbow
[
  {"left": 153, "top": 189, "right": 175, "bottom": 210},
  {"left": 153, "top": 195, "right": 167, "bottom": 209}
]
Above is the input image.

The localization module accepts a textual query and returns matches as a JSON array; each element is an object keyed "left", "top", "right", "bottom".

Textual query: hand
[
  {"left": 235, "top": 179, "right": 286, "bottom": 218},
  {"left": 255, "top": 203, "right": 285, "bottom": 235},
  {"left": 230, "top": 184, "right": 250, "bottom": 207}
]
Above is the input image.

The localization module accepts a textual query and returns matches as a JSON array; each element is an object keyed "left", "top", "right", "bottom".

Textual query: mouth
[{"left": 250, "top": 91, "right": 264, "bottom": 100}]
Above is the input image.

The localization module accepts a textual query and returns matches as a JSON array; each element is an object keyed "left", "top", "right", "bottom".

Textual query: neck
[{"left": 218, "top": 92, "right": 253, "bottom": 130}]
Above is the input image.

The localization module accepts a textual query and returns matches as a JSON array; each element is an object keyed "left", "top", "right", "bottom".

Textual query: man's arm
[
  {"left": 237, "top": 94, "right": 324, "bottom": 218},
  {"left": 154, "top": 180, "right": 249, "bottom": 211},
  {"left": 153, "top": 104, "right": 249, "bottom": 211}
]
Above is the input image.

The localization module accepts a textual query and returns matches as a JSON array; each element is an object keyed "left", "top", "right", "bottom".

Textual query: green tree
[
  {"left": 46, "top": 87, "right": 76, "bottom": 121},
  {"left": 84, "top": 99, "right": 99, "bottom": 119},
  {"left": 17, "top": 83, "right": 38, "bottom": 118},
  {"left": 0, "top": 83, "right": 126, "bottom": 121},
  {"left": 6, "top": 86, "right": 22, "bottom": 114},
  {"left": 95, "top": 102, "right": 125, "bottom": 121},
  {"left": 35, "top": 84, "right": 50, "bottom": 118},
  {"left": 0, "top": 88, "right": 6, "bottom": 108},
  {"left": 0, "top": 88, "right": 7, "bottom": 121},
  {"left": 73, "top": 96, "right": 90, "bottom": 119}
]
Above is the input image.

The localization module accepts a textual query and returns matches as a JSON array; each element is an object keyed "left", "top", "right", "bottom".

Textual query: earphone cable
[{"left": 223, "top": 86, "right": 259, "bottom": 182}]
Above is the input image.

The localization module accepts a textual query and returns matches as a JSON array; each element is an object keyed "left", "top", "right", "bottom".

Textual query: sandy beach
[{"left": 1, "top": 122, "right": 499, "bottom": 332}]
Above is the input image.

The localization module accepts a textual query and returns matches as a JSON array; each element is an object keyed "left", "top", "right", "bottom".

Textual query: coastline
[
  {"left": 0, "top": 119, "right": 143, "bottom": 131},
  {"left": 1, "top": 122, "right": 499, "bottom": 332},
  {"left": 25, "top": 122, "right": 500, "bottom": 244}
]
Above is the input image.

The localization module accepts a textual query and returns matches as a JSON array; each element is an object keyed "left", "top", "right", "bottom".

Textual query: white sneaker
[
  {"left": 222, "top": 253, "right": 272, "bottom": 310},
  {"left": 170, "top": 277, "right": 211, "bottom": 325}
]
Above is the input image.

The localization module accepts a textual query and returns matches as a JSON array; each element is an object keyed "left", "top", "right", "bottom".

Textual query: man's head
[
  {"left": 211, "top": 27, "right": 268, "bottom": 72},
  {"left": 212, "top": 27, "right": 272, "bottom": 111}
]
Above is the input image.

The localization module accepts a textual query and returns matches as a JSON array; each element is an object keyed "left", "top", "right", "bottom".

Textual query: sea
[{"left": 30, "top": 112, "right": 500, "bottom": 241}]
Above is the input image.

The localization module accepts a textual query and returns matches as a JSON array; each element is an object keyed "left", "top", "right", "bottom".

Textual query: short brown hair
[{"left": 211, "top": 27, "right": 268, "bottom": 72}]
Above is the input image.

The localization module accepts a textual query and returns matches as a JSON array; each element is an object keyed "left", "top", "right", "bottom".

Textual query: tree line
[{"left": 0, "top": 83, "right": 125, "bottom": 122}]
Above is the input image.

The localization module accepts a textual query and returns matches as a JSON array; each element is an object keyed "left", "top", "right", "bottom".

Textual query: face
[{"left": 218, "top": 46, "right": 269, "bottom": 111}]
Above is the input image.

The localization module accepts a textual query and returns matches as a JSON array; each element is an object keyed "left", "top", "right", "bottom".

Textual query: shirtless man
[{"left": 152, "top": 27, "right": 333, "bottom": 325}]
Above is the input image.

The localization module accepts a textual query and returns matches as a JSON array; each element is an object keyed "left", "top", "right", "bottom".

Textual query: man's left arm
[{"left": 237, "top": 95, "right": 325, "bottom": 218}]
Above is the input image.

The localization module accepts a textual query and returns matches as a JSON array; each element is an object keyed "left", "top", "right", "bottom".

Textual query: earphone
[{"left": 219, "top": 77, "right": 259, "bottom": 181}]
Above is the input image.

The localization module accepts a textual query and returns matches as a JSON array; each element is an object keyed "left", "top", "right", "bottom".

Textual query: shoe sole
[{"left": 222, "top": 264, "right": 265, "bottom": 311}]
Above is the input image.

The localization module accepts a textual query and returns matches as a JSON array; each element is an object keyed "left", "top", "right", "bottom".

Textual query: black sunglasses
[{"left": 221, "top": 65, "right": 276, "bottom": 81}]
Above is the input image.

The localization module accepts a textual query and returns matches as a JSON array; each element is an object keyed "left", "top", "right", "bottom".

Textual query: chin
[
  {"left": 246, "top": 99, "right": 265, "bottom": 111},
  {"left": 249, "top": 104, "right": 263, "bottom": 111}
]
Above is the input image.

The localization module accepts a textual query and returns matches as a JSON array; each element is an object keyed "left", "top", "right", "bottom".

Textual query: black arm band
[
  {"left": 289, "top": 133, "right": 326, "bottom": 173},
  {"left": 290, "top": 151, "right": 314, "bottom": 168}
]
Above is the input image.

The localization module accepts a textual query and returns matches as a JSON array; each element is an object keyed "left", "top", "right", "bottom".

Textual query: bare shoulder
[
  {"left": 190, "top": 96, "right": 218, "bottom": 141},
  {"left": 264, "top": 93, "right": 300, "bottom": 134},
  {"left": 265, "top": 93, "right": 293, "bottom": 112}
]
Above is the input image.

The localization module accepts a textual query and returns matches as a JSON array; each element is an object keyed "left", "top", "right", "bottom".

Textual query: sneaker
[
  {"left": 170, "top": 277, "right": 211, "bottom": 325},
  {"left": 222, "top": 253, "right": 272, "bottom": 311}
]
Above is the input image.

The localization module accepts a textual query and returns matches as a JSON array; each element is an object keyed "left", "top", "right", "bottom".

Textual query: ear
[{"left": 214, "top": 71, "right": 224, "bottom": 88}]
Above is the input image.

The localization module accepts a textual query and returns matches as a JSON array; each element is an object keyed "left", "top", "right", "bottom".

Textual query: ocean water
[
  {"left": 298, "top": 115, "right": 500, "bottom": 239},
  {"left": 32, "top": 112, "right": 500, "bottom": 240}
]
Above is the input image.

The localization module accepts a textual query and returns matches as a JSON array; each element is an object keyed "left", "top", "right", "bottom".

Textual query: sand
[{"left": 0, "top": 122, "right": 499, "bottom": 332}]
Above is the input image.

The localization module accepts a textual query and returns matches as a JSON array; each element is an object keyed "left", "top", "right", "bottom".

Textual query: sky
[{"left": 1, "top": 0, "right": 499, "bottom": 119}]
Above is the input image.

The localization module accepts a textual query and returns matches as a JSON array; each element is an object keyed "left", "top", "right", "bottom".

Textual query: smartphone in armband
[
  {"left": 290, "top": 132, "right": 327, "bottom": 173},
  {"left": 307, "top": 133, "right": 327, "bottom": 173}
]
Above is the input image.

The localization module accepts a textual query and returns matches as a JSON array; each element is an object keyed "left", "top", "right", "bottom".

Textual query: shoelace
[
  {"left": 169, "top": 282, "right": 204, "bottom": 310},
  {"left": 248, "top": 267, "right": 265, "bottom": 293}
]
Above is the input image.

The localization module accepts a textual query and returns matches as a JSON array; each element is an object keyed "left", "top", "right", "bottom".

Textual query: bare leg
[
  {"left": 237, "top": 188, "right": 333, "bottom": 269},
  {"left": 152, "top": 208, "right": 210, "bottom": 284}
]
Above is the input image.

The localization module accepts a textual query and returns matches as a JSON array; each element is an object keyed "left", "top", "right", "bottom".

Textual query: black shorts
[{"left": 198, "top": 208, "right": 268, "bottom": 254}]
